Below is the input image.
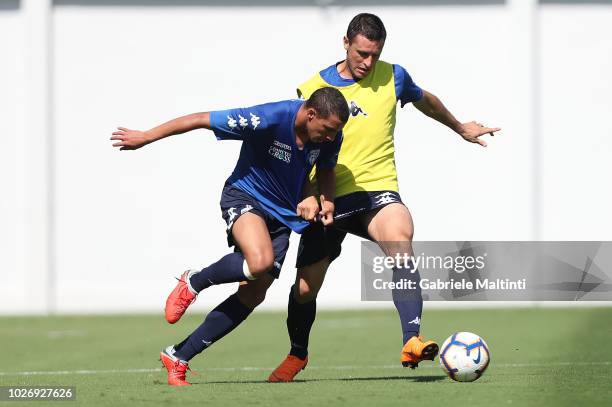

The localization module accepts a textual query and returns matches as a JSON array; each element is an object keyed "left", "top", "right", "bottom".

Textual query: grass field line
[{"left": 1, "top": 361, "right": 610, "bottom": 377}]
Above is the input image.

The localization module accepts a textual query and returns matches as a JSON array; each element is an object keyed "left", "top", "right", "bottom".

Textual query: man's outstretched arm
[
  {"left": 111, "top": 112, "right": 211, "bottom": 150},
  {"left": 413, "top": 90, "right": 500, "bottom": 147}
]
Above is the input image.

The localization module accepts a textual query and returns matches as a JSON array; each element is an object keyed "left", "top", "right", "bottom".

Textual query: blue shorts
[
  {"left": 296, "top": 191, "right": 403, "bottom": 268},
  {"left": 220, "top": 184, "right": 290, "bottom": 278}
]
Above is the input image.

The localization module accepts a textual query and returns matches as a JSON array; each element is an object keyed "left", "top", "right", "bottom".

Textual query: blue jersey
[{"left": 210, "top": 100, "right": 343, "bottom": 233}]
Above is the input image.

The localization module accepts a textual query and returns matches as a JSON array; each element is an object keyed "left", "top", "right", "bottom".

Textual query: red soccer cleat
[
  {"left": 268, "top": 355, "right": 308, "bottom": 383},
  {"left": 165, "top": 270, "right": 198, "bottom": 324},
  {"left": 160, "top": 346, "right": 191, "bottom": 386},
  {"left": 400, "top": 335, "right": 439, "bottom": 369}
]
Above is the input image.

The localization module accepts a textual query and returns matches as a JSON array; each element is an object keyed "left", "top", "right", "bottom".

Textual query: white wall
[
  {"left": 539, "top": 3, "right": 612, "bottom": 240},
  {"left": 1, "top": 1, "right": 611, "bottom": 314},
  {"left": 0, "top": 0, "right": 28, "bottom": 314}
]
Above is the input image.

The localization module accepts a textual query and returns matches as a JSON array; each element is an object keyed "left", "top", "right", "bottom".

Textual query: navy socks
[
  {"left": 189, "top": 252, "right": 247, "bottom": 292},
  {"left": 174, "top": 293, "right": 253, "bottom": 361},
  {"left": 287, "top": 285, "right": 316, "bottom": 360},
  {"left": 392, "top": 263, "right": 423, "bottom": 343}
]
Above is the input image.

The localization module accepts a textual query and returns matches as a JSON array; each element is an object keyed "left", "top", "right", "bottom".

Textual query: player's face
[
  {"left": 343, "top": 34, "right": 384, "bottom": 79},
  {"left": 306, "top": 110, "right": 344, "bottom": 143}
]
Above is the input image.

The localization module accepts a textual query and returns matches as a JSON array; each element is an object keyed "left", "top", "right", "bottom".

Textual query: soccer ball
[{"left": 439, "top": 332, "right": 490, "bottom": 382}]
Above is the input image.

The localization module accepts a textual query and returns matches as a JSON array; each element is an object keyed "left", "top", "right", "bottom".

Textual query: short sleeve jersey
[{"left": 210, "top": 100, "right": 343, "bottom": 233}]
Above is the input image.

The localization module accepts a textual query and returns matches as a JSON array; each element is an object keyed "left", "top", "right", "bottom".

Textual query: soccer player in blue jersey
[
  {"left": 110, "top": 87, "right": 349, "bottom": 386},
  {"left": 268, "top": 13, "right": 501, "bottom": 381}
]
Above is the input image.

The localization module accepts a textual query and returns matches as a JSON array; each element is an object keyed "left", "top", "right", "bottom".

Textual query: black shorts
[
  {"left": 220, "top": 184, "right": 290, "bottom": 278},
  {"left": 296, "top": 191, "right": 403, "bottom": 268}
]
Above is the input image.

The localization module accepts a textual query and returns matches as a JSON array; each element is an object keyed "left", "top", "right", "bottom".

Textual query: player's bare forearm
[
  {"left": 413, "top": 90, "right": 501, "bottom": 147},
  {"left": 297, "top": 177, "right": 320, "bottom": 222},
  {"left": 146, "top": 112, "right": 211, "bottom": 142},
  {"left": 413, "top": 90, "right": 463, "bottom": 133},
  {"left": 301, "top": 177, "right": 320, "bottom": 200},
  {"left": 316, "top": 167, "right": 336, "bottom": 203},
  {"left": 111, "top": 112, "right": 210, "bottom": 150},
  {"left": 316, "top": 167, "right": 336, "bottom": 226}
]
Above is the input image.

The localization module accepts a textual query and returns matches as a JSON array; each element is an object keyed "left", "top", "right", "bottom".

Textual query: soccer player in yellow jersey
[{"left": 268, "top": 13, "right": 501, "bottom": 382}]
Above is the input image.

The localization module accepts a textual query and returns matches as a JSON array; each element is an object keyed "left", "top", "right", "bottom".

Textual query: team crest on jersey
[
  {"left": 349, "top": 101, "right": 368, "bottom": 117},
  {"left": 307, "top": 149, "right": 320, "bottom": 166}
]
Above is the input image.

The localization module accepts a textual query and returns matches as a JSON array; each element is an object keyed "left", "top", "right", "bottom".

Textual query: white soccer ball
[{"left": 439, "top": 332, "right": 490, "bottom": 382}]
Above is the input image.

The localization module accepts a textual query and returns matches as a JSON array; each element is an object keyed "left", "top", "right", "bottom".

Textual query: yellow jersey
[{"left": 298, "top": 61, "right": 422, "bottom": 198}]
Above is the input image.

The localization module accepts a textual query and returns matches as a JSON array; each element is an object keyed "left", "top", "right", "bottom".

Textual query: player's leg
[
  {"left": 236, "top": 213, "right": 291, "bottom": 309},
  {"left": 162, "top": 213, "right": 275, "bottom": 385},
  {"left": 365, "top": 203, "right": 421, "bottom": 341},
  {"left": 170, "top": 274, "right": 275, "bottom": 364},
  {"left": 165, "top": 212, "right": 274, "bottom": 324},
  {"left": 364, "top": 202, "right": 438, "bottom": 367},
  {"left": 287, "top": 258, "right": 329, "bottom": 356},
  {"left": 173, "top": 212, "right": 275, "bottom": 359},
  {"left": 268, "top": 223, "right": 345, "bottom": 382},
  {"left": 189, "top": 212, "right": 275, "bottom": 290},
  {"left": 287, "top": 225, "right": 344, "bottom": 357},
  {"left": 161, "top": 274, "right": 275, "bottom": 386},
  {"left": 163, "top": 212, "right": 291, "bottom": 385}
]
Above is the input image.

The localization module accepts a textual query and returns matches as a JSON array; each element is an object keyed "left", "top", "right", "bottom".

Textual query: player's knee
[
  {"left": 402, "top": 219, "right": 415, "bottom": 241},
  {"left": 296, "top": 282, "right": 319, "bottom": 303},
  {"left": 387, "top": 226, "right": 414, "bottom": 242},
  {"left": 245, "top": 251, "right": 274, "bottom": 278},
  {"left": 295, "top": 269, "right": 325, "bottom": 303}
]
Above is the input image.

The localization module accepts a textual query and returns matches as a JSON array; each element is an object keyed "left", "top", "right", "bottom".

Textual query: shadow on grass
[{"left": 185, "top": 375, "right": 446, "bottom": 385}]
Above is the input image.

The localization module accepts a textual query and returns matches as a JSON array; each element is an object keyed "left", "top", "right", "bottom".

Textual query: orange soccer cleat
[
  {"left": 165, "top": 270, "right": 198, "bottom": 324},
  {"left": 160, "top": 346, "right": 192, "bottom": 386},
  {"left": 268, "top": 355, "right": 309, "bottom": 383},
  {"left": 400, "top": 335, "right": 439, "bottom": 369}
]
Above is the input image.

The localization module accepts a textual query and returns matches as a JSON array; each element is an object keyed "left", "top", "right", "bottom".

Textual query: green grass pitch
[{"left": 1, "top": 307, "right": 611, "bottom": 406}]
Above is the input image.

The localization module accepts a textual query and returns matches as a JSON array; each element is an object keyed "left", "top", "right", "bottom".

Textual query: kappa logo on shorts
[
  {"left": 226, "top": 207, "right": 238, "bottom": 230},
  {"left": 408, "top": 316, "right": 421, "bottom": 325},
  {"left": 227, "top": 205, "right": 252, "bottom": 230},
  {"left": 375, "top": 192, "right": 398, "bottom": 205},
  {"left": 349, "top": 100, "right": 368, "bottom": 117}
]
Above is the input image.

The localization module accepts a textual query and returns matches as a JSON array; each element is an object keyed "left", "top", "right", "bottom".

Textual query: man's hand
[
  {"left": 319, "top": 194, "right": 335, "bottom": 226},
  {"left": 110, "top": 127, "right": 153, "bottom": 150},
  {"left": 297, "top": 196, "right": 320, "bottom": 222},
  {"left": 458, "top": 121, "right": 501, "bottom": 147}
]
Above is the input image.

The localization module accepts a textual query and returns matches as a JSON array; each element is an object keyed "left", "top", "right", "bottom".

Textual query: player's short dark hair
[
  {"left": 305, "top": 87, "right": 349, "bottom": 123},
  {"left": 346, "top": 13, "right": 386, "bottom": 43}
]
